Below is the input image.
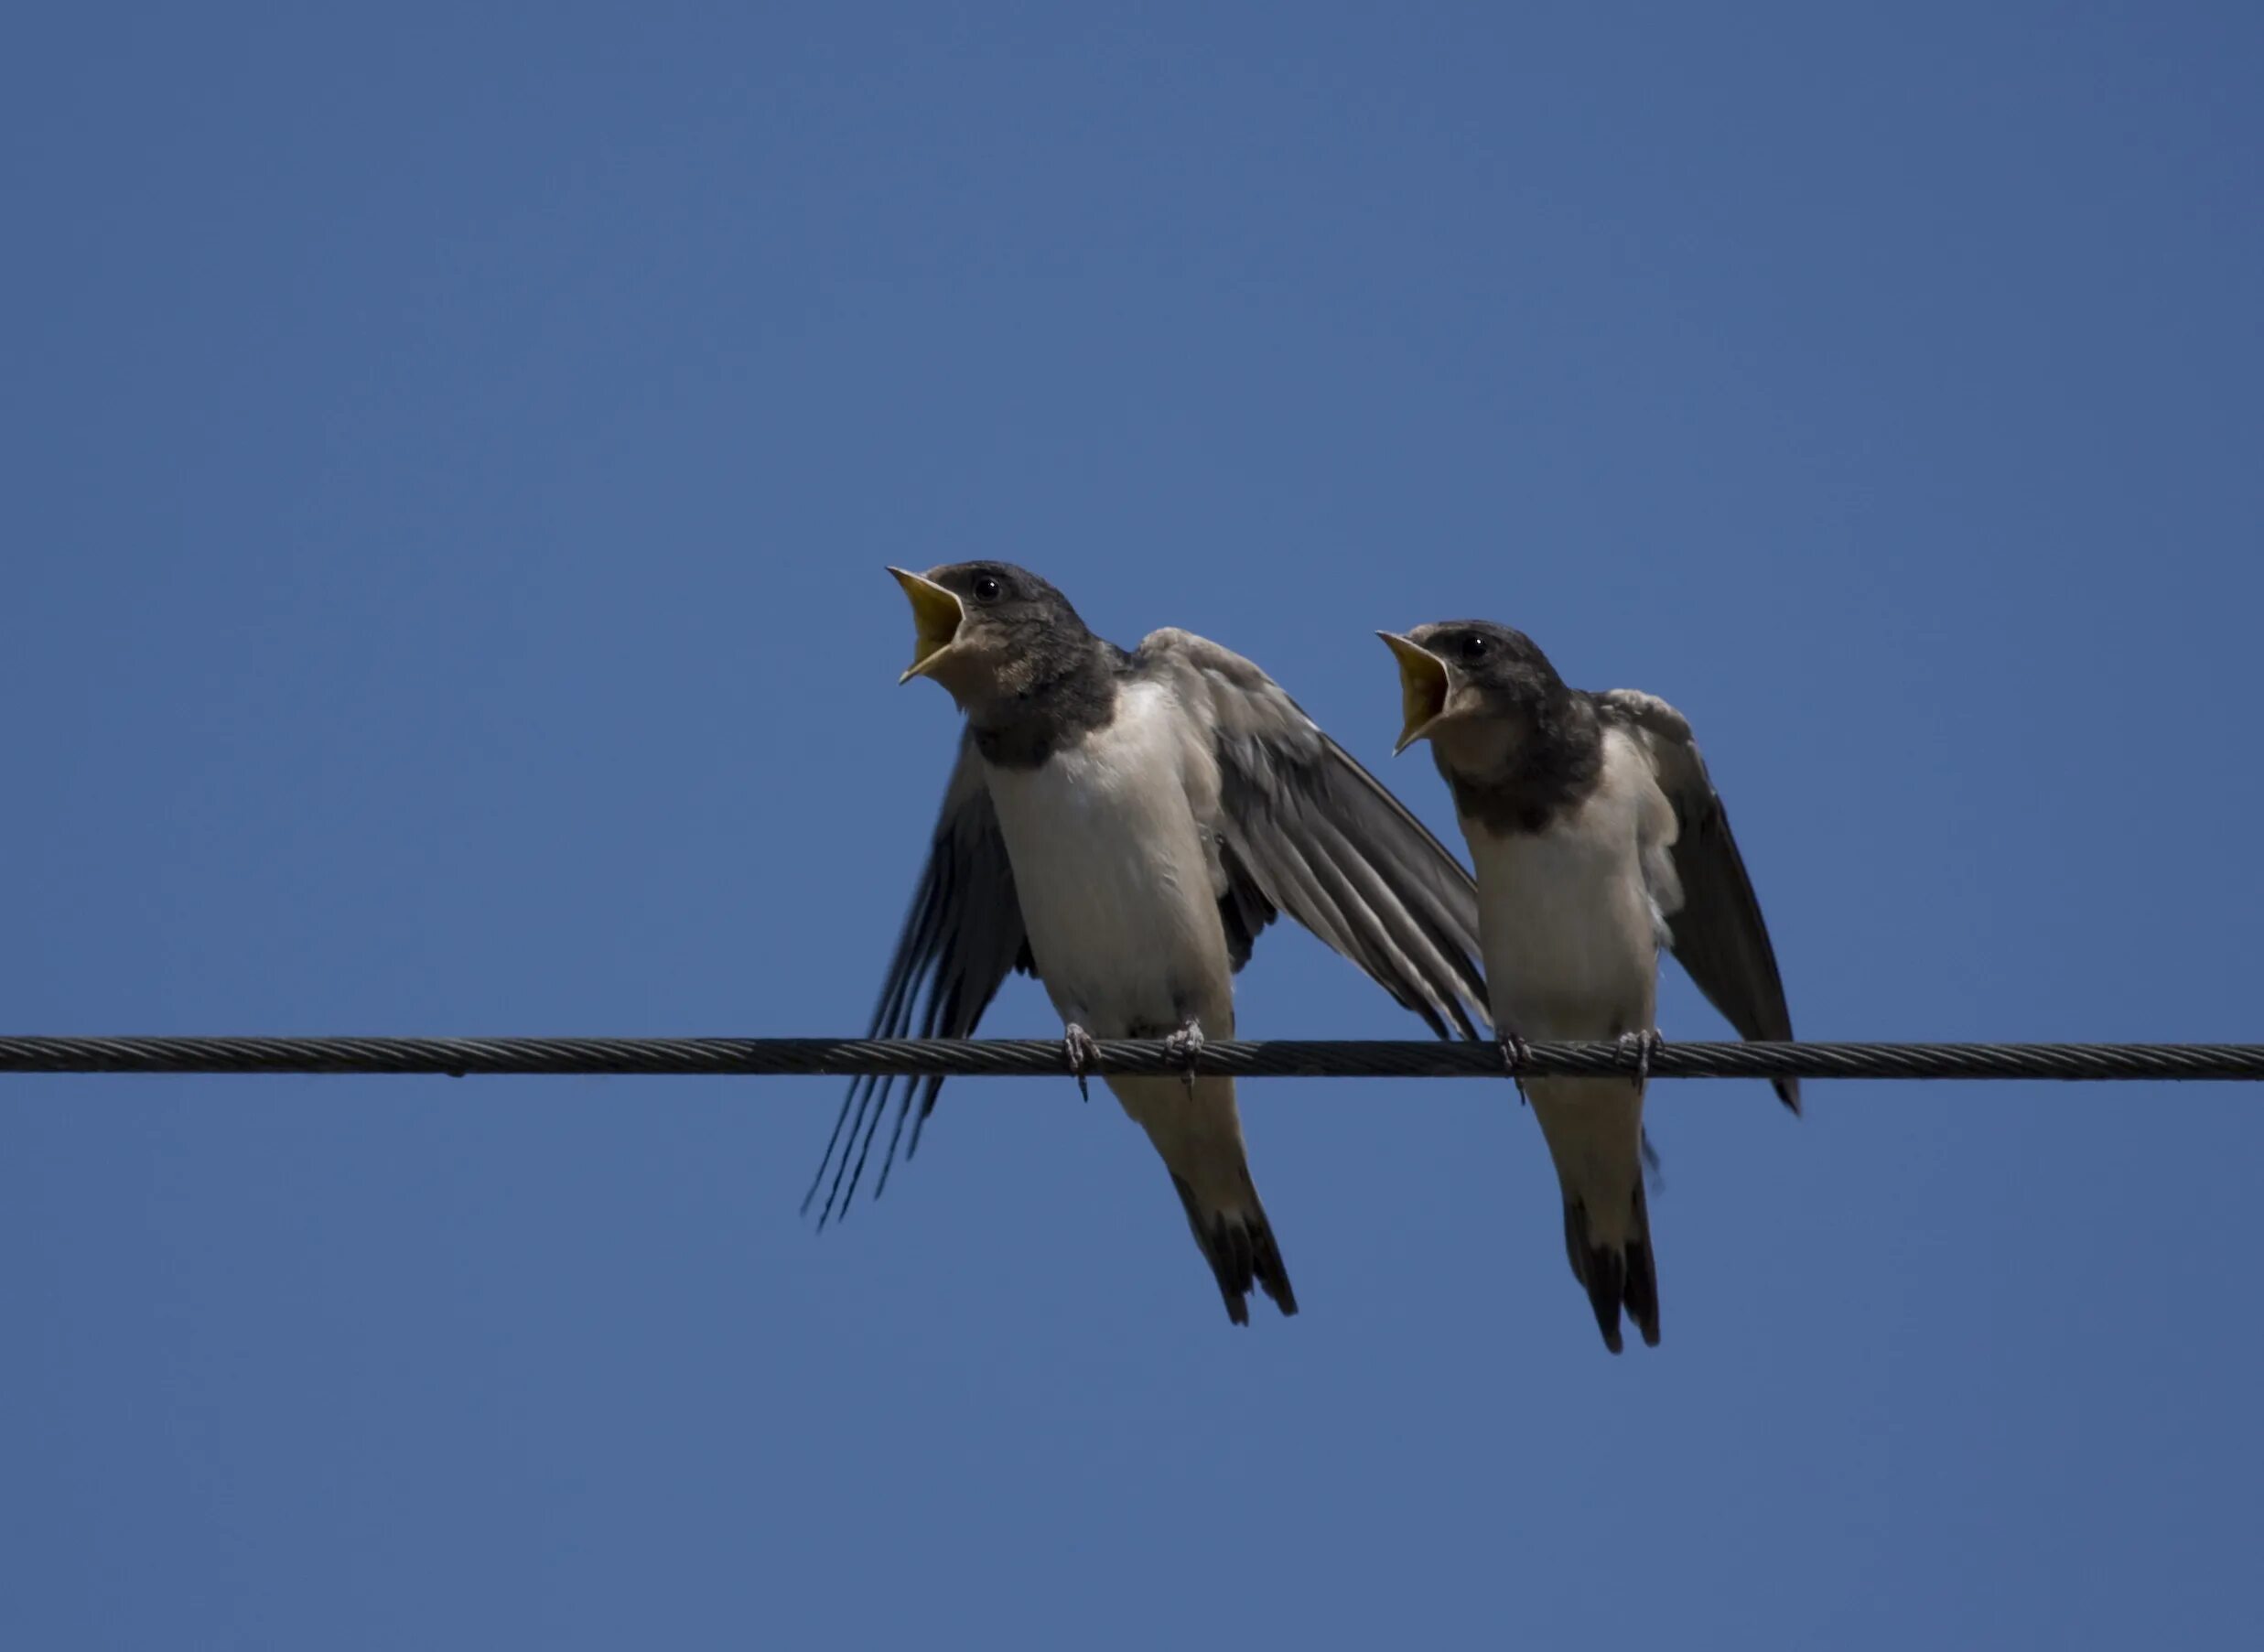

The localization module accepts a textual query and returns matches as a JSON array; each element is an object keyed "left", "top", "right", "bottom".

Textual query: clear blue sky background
[{"left": 5, "top": 4, "right": 2260, "bottom": 1646}]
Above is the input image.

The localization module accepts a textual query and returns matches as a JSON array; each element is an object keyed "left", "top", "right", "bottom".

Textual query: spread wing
[
  {"left": 1599, "top": 689, "right": 1800, "bottom": 1113},
  {"left": 804, "top": 729, "right": 1033, "bottom": 1226},
  {"left": 1137, "top": 628, "right": 1491, "bottom": 1039}
]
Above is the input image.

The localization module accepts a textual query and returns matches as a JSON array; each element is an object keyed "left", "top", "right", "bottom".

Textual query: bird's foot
[
  {"left": 1498, "top": 1030, "right": 1532, "bottom": 1104},
  {"left": 1163, "top": 1019, "right": 1205, "bottom": 1095},
  {"left": 1616, "top": 1029, "right": 1665, "bottom": 1085},
  {"left": 1063, "top": 1023, "right": 1101, "bottom": 1101}
]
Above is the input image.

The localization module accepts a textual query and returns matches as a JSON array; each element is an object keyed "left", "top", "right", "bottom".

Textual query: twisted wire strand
[{"left": 3, "top": 1035, "right": 2262, "bottom": 1081}]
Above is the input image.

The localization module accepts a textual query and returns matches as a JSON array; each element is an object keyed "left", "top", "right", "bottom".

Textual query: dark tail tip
[
  {"left": 1623, "top": 1182, "right": 1662, "bottom": 1347},
  {"left": 1252, "top": 1220, "right": 1299, "bottom": 1319},
  {"left": 1171, "top": 1173, "right": 1299, "bottom": 1325},
  {"left": 1564, "top": 1186, "right": 1660, "bottom": 1354}
]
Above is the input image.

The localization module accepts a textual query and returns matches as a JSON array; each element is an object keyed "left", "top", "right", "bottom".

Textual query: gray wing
[
  {"left": 1599, "top": 689, "right": 1800, "bottom": 1113},
  {"left": 1137, "top": 629, "right": 1491, "bottom": 1039},
  {"left": 804, "top": 729, "right": 1034, "bottom": 1226}
]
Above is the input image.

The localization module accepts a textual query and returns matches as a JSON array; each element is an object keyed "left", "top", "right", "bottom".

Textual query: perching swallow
[
  {"left": 808, "top": 563, "right": 1490, "bottom": 1325},
  {"left": 1380, "top": 621, "right": 1798, "bottom": 1353}
]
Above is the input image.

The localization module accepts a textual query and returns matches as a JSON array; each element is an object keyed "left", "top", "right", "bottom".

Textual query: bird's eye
[
  {"left": 971, "top": 575, "right": 1003, "bottom": 603},
  {"left": 1459, "top": 633, "right": 1491, "bottom": 663}
]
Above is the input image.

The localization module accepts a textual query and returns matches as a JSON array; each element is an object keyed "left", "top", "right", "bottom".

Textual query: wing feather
[
  {"left": 804, "top": 729, "right": 1031, "bottom": 1225},
  {"left": 1599, "top": 689, "right": 1800, "bottom": 1113},
  {"left": 1137, "top": 629, "right": 1490, "bottom": 1039}
]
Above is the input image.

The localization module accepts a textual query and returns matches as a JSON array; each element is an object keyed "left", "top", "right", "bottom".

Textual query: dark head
[
  {"left": 1376, "top": 620, "right": 1573, "bottom": 775},
  {"left": 887, "top": 561, "right": 1100, "bottom": 716}
]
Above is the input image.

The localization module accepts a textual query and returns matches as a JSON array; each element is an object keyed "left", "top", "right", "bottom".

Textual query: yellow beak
[
  {"left": 889, "top": 567, "right": 965, "bottom": 684},
  {"left": 1377, "top": 632, "right": 1452, "bottom": 755}
]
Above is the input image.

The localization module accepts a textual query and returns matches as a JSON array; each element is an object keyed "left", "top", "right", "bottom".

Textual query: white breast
[
  {"left": 983, "top": 680, "right": 1233, "bottom": 1035},
  {"left": 1465, "top": 728, "right": 1676, "bottom": 1041}
]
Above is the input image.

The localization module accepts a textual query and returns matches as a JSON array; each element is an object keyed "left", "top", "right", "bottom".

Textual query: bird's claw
[
  {"left": 1063, "top": 1023, "right": 1101, "bottom": 1101},
  {"left": 1164, "top": 1020, "right": 1205, "bottom": 1094},
  {"left": 1617, "top": 1029, "right": 1665, "bottom": 1085},
  {"left": 1498, "top": 1031, "right": 1532, "bottom": 1104}
]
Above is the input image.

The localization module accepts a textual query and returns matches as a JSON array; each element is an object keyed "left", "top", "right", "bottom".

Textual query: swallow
[
  {"left": 809, "top": 562, "right": 1490, "bottom": 1324},
  {"left": 1380, "top": 621, "right": 1798, "bottom": 1351}
]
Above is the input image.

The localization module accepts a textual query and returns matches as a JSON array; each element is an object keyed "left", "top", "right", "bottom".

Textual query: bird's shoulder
[
  {"left": 1131, "top": 627, "right": 1326, "bottom": 754},
  {"left": 1592, "top": 687, "right": 1695, "bottom": 750},
  {"left": 1591, "top": 687, "right": 1727, "bottom": 844},
  {"left": 1133, "top": 626, "right": 1282, "bottom": 695}
]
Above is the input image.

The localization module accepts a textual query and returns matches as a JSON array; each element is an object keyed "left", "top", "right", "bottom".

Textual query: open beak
[
  {"left": 888, "top": 567, "right": 965, "bottom": 684},
  {"left": 1377, "top": 632, "right": 1454, "bottom": 755}
]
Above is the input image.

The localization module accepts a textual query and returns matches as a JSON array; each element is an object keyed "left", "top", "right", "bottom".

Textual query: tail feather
[
  {"left": 1621, "top": 1181, "right": 1661, "bottom": 1344},
  {"left": 1170, "top": 1172, "right": 1298, "bottom": 1326},
  {"left": 1531, "top": 1075, "right": 1658, "bottom": 1353},
  {"left": 1563, "top": 1181, "right": 1661, "bottom": 1354}
]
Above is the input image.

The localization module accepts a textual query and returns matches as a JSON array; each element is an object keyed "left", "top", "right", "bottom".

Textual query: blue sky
[{"left": 5, "top": 4, "right": 2261, "bottom": 1646}]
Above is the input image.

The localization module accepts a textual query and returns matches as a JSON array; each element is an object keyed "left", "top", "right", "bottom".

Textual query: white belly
[
  {"left": 1465, "top": 734, "right": 1670, "bottom": 1041},
  {"left": 982, "top": 681, "right": 1232, "bottom": 1036}
]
